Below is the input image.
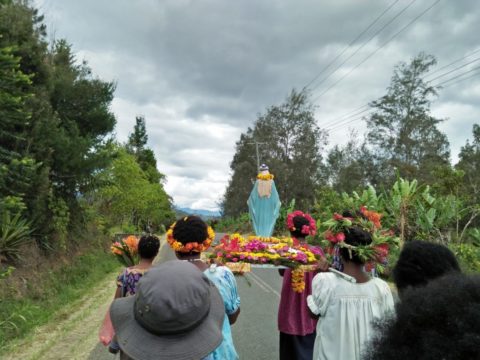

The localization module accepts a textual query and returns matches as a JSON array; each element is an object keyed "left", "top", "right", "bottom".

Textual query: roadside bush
[
  {"left": 0, "top": 212, "right": 32, "bottom": 263},
  {"left": 449, "top": 243, "right": 480, "bottom": 273},
  {"left": 216, "top": 213, "right": 252, "bottom": 234}
]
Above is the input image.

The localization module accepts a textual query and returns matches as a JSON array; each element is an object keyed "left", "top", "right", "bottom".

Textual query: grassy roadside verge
[{"left": 0, "top": 248, "right": 121, "bottom": 354}]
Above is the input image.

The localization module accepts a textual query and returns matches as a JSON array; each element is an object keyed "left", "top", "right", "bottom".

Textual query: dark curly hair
[
  {"left": 138, "top": 234, "right": 160, "bottom": 260},
  {"left": 364, "top": 273, "right": 480, "bottom": 360},
  {"left": 172, "top": 216, "right": 208, "bottom": 246},
  {"left": 393, "top": 240, "right": 460, "bottom": 295},
  {"left": 289, "top": 215, "right": 311, "bottom": 239},
  {"left": 339, "top": 226, "right": 373, "bottom": 264}
]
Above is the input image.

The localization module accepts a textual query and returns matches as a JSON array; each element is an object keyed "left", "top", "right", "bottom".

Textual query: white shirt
[{"left": 307, "top": 272, "right": 394, "bottom": 360}]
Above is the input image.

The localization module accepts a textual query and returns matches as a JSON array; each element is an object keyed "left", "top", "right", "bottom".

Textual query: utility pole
[{"left": 248, "top": 141, "right": 266, "bottom": 170}]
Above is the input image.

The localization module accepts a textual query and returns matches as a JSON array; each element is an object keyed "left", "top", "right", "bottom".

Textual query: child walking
[{"left": 99, "top": 234, "right": 160, "bottom": 354}]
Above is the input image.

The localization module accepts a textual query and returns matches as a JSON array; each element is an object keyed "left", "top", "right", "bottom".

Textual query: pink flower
[
  {"left": 260, "top": 257, "right": 267, "bottom": 263},
  {"left": 239, "top": 254, "right": 245, "bottom": 260},
  {"left": 247, "top": 255, "right": 253, "bottom": 260},
  {"left": 301, "top": 225, "right": 310, "bottom": 235},
  {"left": 336, "top": 232, "right": 345, "bottom": 242},
  {"left": 217, "top": 252, "right": 223, "bottom": 257},
  {"left": 310, "top": 246, "right": 324, "bottom": 256},
  {"left": 232, "top": 258, "right": 238, "bottom": 262},
  {"left": 295, "top": 252, "right": 308, "bottom": 263},
  {"left": 226, "top": 254, "right": 232, "bottom": 259}
]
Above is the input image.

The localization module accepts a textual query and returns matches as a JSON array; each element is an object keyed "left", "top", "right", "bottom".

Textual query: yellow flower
[
  {"left": 291, "top": 268, "right": 306, "bottom": 293},
  {"left": 257, "top": 173, "right": 274, "bottom": 181}
]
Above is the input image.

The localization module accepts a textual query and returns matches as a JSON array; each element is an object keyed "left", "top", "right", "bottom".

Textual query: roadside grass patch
[{"left": 0, "top": 248, "right": 120, "bottom": 353}]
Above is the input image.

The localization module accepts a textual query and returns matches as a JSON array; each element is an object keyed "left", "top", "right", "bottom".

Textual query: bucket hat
[{"left": 110, "top": 260, "right": 224, "bottom": 360}]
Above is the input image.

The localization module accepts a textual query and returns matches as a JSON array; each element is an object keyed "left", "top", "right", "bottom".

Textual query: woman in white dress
[{"left": 307, "top": 226, "right": 394, "bottom": 360}]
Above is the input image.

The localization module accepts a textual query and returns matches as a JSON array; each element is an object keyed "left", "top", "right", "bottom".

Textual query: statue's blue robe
[{"left": 247, "top": 180, "right": 281, "bottom": 237}]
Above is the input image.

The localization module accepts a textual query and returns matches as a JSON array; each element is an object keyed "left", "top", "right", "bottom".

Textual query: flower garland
[
  {"left": 166, "top": 222, "right": 215, "bottom": 253},
  {"left": 291, "top": 268, "right": 305, "bottom": 293},
  {"left": 257, "top": 173, "right": 274, "bottom": 181},
  {"left": 321, "top": 207, "right": 398, "bottom": 274},
  {"left": 286, "top": 210, "right": 317, "bottom": 236}
]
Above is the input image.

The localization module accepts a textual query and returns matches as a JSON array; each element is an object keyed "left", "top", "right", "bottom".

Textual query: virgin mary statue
[{"left": 247, "top": 164, "right": 281, "bottom": 237}]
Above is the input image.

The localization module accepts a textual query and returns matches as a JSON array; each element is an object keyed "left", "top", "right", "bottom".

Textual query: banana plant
[{"left": 388, "top": 178, "right": 418, "bottom": 247}]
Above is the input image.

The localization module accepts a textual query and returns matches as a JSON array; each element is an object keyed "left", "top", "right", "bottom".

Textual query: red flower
[
  {"left": 325, "top": 230, "right": 336, "bottom": 242},
  {"left": 333, "top": 213, "right": 344, "bottom": 221},
  {"left": 375, "top": 244, "right": 389, "bottom": 258}
]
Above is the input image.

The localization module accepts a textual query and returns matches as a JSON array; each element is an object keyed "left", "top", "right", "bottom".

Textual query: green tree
[
  {"left": 323, "top": 133, "right": 375, "bottom": 193},
  {"left": 366, "top": 53, "right": 450, "bottom": 185},
  {"left": 97, "top": 148, "right": 173, "bottom": 230},
  {"left": 126, "top": 116, "right": 165, "bottom": 184},
  {"left": 456, "top": 124, "right": 480, "bottom": 205},
  {"left": 0, "top": 1, "right": 116, "bottom": 248},
  {"left": 127, "top": 115, "right": 148, "bottom": 154},
  {"left": 223, "top": 89, "right": 327, "bottom": 216},
  {"left": 0, "top": 45, "right": 39, "bottom": 214}
]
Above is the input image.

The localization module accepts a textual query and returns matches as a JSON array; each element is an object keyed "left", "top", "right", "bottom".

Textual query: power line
[
  {"left": 308, "top": 0, "right": 415, "bottom": 94},
  {"left": 441, "top": 70, "right": 480, "bottom": 88},
  {"left": 433, "top": 65, "right": 480, "bottom": 87},
  {"left": 303, "top": 0, "right": 400, "bottom": 90},
  {"left": 321, "top": 107, "right": 372, "bottom": 129},
  {"left": 427, "top": 56, "right": 480, "bottom": 83},
  {"left": 327, "top": 113, "right": 371, "bottom": 132},
  {"left": 319, "top": 104, "right": 369, "bottom": 125},
  {"left": 426, "top": 47, "right": 480, "bottom": 77},
  {"left": 312, "top": 0, "right": 441, "bottom": 103},
  {"left": 321, "top": 48, "right": 480, "bottom": 128},
  {"left": 326, "top": 64, "right": 480, "bottom": 133}
]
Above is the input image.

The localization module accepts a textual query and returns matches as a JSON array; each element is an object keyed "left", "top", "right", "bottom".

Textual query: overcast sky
[{"left": 34, "top": 0, "right": 480, "bottom": 211}]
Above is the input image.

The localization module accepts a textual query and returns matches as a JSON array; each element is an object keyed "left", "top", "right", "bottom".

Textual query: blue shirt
[{"left": 204, "top": 265, "right": 241, "bottom": 360}]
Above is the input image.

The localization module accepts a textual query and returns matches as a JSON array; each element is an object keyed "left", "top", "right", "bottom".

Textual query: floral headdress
[
  {"left": 322, "top": 207, "right": 398, "bottom": 273},
  {"left": 286, "top": 210, "right": 317, "bottom": 237},
  {"left": 166, "top": 219, "right": 215, "bottom": 253}
]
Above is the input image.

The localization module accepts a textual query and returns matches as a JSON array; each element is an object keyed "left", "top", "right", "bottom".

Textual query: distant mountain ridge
[{"left": 175, "top": 206, "right": 221, "bottom": 218}]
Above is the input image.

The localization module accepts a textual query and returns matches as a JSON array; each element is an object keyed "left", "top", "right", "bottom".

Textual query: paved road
[{"left": 232, "top": 269, "right": 282, "bottom": 360}]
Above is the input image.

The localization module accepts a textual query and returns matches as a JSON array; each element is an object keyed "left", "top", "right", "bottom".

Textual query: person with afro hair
[
  {"left": 170, "top": 216, "right": 241, "bottom": 360},
  {"left": 100, "top": 234, "right": 160, "bottom": 353},
  {"left": 307, "top": 226, "right": 394, "bottom": 360},
  {"left": 364, "top": 273, "right": 480, "bottom": 360},
  {"left": 392, "top": 240, "right": 461, "bottom": 297}
]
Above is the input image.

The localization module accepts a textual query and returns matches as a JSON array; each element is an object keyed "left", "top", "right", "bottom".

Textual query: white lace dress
[{"left": 307, "top": 272, "right": 394, "bottom": 360}]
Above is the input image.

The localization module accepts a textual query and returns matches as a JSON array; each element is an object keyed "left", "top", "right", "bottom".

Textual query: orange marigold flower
[{"left": 124, "top": 235, "right": 139, "bottom": 253}]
